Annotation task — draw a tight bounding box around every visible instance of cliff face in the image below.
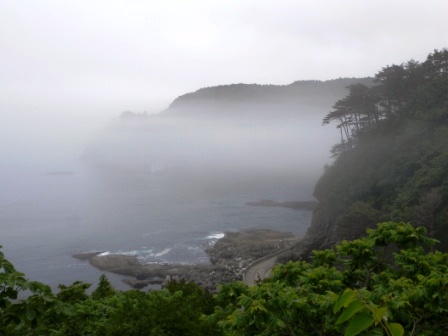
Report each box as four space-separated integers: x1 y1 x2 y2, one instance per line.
305 199 336 249
302 49 448 253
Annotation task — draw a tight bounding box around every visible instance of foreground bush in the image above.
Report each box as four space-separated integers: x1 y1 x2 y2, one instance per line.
1 222 447 335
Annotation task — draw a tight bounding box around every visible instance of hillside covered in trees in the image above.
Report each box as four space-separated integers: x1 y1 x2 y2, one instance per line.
165 78 373 118
305 49 448 252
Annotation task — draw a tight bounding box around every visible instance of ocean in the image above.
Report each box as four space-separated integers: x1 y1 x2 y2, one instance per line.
0 163 314 291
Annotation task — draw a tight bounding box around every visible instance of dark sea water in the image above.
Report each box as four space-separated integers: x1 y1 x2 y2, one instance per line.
0 163 314 290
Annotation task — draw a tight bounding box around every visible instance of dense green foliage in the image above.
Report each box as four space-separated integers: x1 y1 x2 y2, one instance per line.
313 49 448 249
2 222 448 335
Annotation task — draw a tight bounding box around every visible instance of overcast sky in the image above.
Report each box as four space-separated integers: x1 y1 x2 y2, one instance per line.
1 0 448 167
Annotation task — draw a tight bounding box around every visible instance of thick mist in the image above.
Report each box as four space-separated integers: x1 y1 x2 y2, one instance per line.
83 109 338 197
0 77 347 290
1 104 334 289
0 108 107 173
2 0 448 294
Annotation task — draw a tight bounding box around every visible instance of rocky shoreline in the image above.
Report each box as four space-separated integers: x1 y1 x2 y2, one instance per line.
73 229 299 291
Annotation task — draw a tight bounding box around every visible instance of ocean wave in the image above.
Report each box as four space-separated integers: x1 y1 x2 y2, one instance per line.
93 244 204 263
187 246 202 252
98 249 154 257
152 248 171 257
206 232 225 240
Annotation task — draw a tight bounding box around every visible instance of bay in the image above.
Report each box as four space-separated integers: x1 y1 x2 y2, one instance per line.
0 163 313 290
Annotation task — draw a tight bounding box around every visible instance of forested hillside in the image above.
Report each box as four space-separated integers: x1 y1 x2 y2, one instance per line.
166 78 373 118
306 49 448 251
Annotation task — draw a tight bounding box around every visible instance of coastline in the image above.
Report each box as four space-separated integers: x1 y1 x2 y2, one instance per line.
73 229 299 291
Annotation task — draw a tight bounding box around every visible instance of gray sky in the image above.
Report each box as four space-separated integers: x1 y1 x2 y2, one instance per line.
1 0 448 167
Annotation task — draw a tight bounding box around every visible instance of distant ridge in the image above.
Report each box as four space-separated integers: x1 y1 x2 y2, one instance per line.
85 77 374 175
166 78 374 117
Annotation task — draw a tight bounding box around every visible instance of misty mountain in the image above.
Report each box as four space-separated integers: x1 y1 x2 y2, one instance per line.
165 78 373 118
83 78 372 195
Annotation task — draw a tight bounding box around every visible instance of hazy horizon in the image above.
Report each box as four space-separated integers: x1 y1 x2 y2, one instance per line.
2 1 448 171
1 1 448 292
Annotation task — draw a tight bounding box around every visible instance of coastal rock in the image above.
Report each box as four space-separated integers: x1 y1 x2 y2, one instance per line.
90 254 141 270
122 279 150 289
73 229 299 291
74 253 142 276
206 229 296 266
72 251 104 261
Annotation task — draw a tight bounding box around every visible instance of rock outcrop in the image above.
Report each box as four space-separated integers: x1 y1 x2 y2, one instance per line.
73 229 299 291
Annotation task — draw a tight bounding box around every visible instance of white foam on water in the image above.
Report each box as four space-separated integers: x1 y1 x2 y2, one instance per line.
119 250 139 256
152 248 172 257
206 232 225 240
98 249 154 257
187 246 201 252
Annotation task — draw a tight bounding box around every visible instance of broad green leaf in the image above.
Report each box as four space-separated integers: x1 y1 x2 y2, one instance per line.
388 323 404 336
336 300 364 324
345 312 374 336
333 289 356 313
276 319 286 328
372 307 387 324
364 327 384 336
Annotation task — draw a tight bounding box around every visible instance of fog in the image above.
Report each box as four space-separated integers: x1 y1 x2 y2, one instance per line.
1 97 336 289
82 108 337 189
1 86 340 217
2 0 448 288
2 0 447 177
0 105 102 172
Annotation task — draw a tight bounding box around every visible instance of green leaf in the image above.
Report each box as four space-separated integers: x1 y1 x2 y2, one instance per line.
345 312 374 336
372 307 387 324
336 300 364 324
276 319 285 328
364 327 384 336
334 289 356 313
387 323 404 336
26 308 36 321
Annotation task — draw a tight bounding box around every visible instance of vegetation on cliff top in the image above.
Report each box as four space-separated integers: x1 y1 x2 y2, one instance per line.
308 49 448 250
